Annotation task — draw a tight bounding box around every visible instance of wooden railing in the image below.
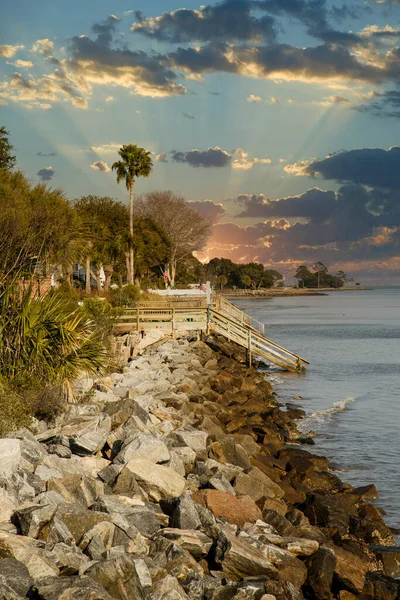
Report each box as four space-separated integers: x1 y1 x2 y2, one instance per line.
115 296 308 372
210 309 308 373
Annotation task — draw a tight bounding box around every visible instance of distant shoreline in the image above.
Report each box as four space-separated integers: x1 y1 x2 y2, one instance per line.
222 286 371 298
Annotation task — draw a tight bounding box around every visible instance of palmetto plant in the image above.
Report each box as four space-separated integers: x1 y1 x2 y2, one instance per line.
0 287 108 388
112 144 153 284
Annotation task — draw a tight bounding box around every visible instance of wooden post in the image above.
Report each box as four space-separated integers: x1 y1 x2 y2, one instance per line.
172 307 175 339
248 330 252 367
136 309 140 332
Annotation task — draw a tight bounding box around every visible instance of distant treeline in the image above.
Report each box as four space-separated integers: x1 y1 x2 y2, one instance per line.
295 262 353 289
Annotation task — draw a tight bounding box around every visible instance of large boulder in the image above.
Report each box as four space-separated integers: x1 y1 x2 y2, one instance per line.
115 432 170 464
219 530 278 580
32 575 114 600
192 489 262 527
113 459 186 501
234 467 284 501
304 547 336 600
85 555 151 600
0 439 21 478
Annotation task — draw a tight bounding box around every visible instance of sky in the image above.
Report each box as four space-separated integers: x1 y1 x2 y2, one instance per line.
1 0 400 284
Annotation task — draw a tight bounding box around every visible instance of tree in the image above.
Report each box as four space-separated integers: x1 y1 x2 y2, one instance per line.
336 270 354 285
217 274 228 290
0 127 16 171
112 144 153 284
137 191 211 288
313 261 328 289
295 265 313 288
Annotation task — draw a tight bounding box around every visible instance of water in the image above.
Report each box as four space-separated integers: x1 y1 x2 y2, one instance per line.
233 288 400 531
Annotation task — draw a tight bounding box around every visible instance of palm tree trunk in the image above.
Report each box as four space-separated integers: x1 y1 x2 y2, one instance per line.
85 256 91 294
125 253 131 283
96 267 102 292
129 180 135 285
104 265 113 292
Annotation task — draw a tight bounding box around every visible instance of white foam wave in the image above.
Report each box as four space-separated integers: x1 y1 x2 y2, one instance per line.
298 397 355 431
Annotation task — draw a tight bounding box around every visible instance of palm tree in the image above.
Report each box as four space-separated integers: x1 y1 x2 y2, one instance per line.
112 144 153 284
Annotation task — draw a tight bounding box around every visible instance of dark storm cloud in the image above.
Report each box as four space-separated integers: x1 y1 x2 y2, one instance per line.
356 90 400 119
188 200 226 223
131 0 277 44
170 147 232 168
67 16 186 97
254 0 361 45
302 147 400 189
212 183 400 266
37 167 55 181
238 188 336 220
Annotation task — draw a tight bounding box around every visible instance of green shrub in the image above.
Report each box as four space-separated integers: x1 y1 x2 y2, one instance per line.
0 381 33 436
109 284 141 307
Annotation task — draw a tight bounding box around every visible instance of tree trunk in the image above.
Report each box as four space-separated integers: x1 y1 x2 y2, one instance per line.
125 253 131 283
96 267 102 292
317 271 320 289
129 180 135 285
104 265 113 292
171 260 176 289
85 256 91 294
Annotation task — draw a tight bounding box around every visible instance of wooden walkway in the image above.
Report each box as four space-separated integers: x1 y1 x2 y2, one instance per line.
115 296 308 372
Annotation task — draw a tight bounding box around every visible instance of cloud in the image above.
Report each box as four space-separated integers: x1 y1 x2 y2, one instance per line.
286 147 400 189
247 94 262 102
90 160 111 172
356 89 400 118
201 181 400 279
37 166 55 181
188 200 226 223
90 142 122 154
169 146 271 169
315 94 351 106
66 15 186 99
31 39 54 55
0 71 88 110
37 151 57 157
105 95 114 102
156 152 168 163
9 60 33 68
171 147 232 168
182 112 195 119
0 44 24 58
130 0 277 44
270 96 279 103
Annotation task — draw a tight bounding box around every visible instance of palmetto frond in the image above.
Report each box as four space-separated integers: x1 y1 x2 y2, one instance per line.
112 144 153 189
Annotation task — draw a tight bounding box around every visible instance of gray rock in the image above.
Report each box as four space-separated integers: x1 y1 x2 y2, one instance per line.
33 575 114 600
12 503 57 538
114 459 186 502
171 493 202 530
171 447 197 474
158 528 213 559
219 530 278 580
0 558 33 597
116 432 171 464
168 429 208 461
48 444 72 458
234 467 284 501
0 439 21 478
209 474 236 495
152 574 189 599
85 554 149 599
67 415 112 456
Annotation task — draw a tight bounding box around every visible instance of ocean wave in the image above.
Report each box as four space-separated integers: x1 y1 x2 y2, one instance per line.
298 397 355 431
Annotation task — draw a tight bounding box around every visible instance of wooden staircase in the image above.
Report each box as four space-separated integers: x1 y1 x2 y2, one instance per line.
115 296 308 372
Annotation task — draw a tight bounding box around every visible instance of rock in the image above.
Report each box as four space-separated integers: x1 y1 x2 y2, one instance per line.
362 572 400 600
328 543 369 594
158 528 213 558
168 429 209 460
304 547 336 600
0 531 59 580
12 503 57 538
0 558 34 597
264 580 303 600
114 459 186 502
0 488 17 523
32 575 114 600
234 467 284 501
116 432 171 464
261 543 308 588
208 437 252 469
47 503 111 545
192 490 262 527
152 574 189 599
48 444 72 458
171 493 202 530
67 415 112 456
260 533 319 556
219 529 278 580
85 554 150 599
48 542 88 575
261 509 296 537
209 474 236 495
0 439 21 478
48 473 104 507
262 497 287 517
171 446 197 474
